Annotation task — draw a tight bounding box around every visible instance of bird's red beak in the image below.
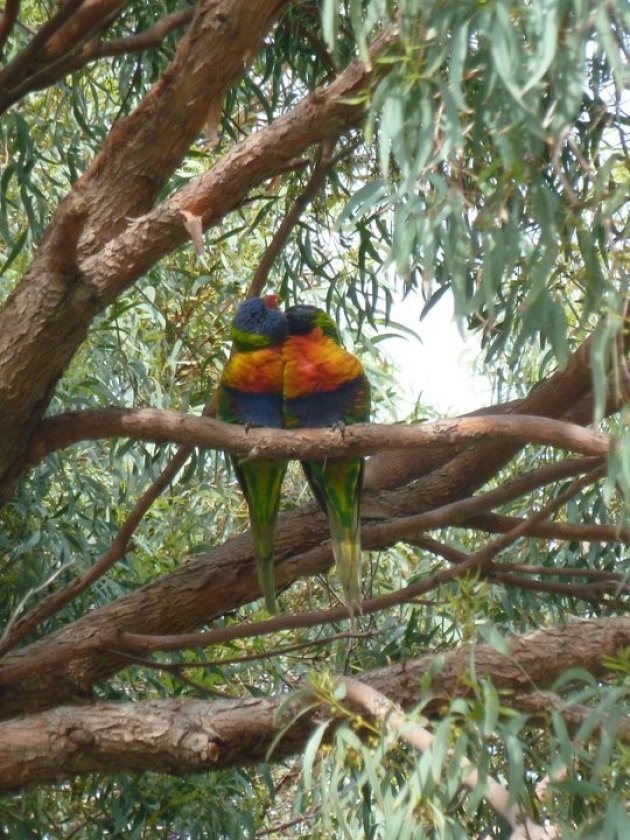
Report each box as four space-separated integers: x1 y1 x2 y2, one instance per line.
264 293 279 309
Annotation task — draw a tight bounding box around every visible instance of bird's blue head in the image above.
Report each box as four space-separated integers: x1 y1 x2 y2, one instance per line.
285 304 340 343
231 295 288 350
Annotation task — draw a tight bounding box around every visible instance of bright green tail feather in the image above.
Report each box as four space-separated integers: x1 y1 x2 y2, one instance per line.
302 458 363 612
235 457 287 615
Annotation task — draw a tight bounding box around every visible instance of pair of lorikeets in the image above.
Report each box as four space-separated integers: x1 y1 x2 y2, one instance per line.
218 296 371 615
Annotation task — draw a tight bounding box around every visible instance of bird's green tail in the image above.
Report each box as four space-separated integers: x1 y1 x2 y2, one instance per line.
330 525 363 615
249 525 279 615
303 458 364 614
237 458 287 615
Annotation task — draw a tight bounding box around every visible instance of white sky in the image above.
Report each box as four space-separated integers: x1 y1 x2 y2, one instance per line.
384 288 493 416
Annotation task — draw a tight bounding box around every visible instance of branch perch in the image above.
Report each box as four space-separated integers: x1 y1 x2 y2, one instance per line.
24 408 611 470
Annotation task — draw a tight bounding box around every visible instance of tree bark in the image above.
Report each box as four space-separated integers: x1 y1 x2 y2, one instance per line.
0 616 627 791
0 0 291 496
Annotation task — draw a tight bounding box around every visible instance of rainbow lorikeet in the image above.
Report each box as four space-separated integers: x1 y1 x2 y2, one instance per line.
217 295 288 614
283 305 371 612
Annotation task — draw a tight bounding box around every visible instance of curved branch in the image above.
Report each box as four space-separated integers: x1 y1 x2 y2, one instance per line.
24 408 611 469
248 137 339 297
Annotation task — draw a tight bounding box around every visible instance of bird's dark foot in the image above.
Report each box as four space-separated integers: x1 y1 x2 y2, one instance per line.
331 420 346 439
244 420 263 432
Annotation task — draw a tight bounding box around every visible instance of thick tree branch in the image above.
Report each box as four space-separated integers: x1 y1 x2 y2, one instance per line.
23 409 611 468
364 327 628 495
77 26 398 300
0 616 626 791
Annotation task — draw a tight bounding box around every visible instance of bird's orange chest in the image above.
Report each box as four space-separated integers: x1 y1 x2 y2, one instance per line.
283 331 362 399
222 346 284 393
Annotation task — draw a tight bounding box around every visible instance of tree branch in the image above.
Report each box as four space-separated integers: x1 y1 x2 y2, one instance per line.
23 409 611 469
0 0 87 98
472 467 607 567
0 616 626 791
467 512 630 544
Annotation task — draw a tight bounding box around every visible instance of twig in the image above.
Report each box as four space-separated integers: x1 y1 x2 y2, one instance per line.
0 446 190 657
339 677 557 839
514 690 630 744
399 533 628 606
71 8 193 64
248 137 338 297
255 807 318 837
493 561 626 583
471 467 606 567
110 467 613 657
364 460 606 552
490 572 627 606
105 630 375 671
115 554 483 654
469 512 630 544
0 560 74 645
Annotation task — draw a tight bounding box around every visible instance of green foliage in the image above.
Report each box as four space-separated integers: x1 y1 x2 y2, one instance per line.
0 768 266 839
334 0 628 371
0 1 627 837
297 653 629 839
